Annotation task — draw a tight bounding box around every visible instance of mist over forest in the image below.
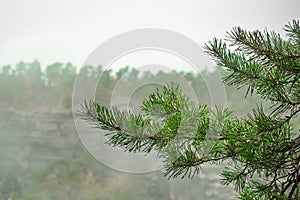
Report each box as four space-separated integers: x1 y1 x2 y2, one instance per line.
0 60 266 200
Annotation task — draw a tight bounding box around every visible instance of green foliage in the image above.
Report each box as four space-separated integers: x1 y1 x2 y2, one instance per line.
0 64 245 199
80 20 300 199
0 64 255 199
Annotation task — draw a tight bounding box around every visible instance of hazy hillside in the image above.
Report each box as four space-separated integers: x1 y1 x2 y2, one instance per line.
0 61 268 200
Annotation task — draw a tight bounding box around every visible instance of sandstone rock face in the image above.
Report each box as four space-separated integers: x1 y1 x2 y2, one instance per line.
0 107 78 168
0 107 234 200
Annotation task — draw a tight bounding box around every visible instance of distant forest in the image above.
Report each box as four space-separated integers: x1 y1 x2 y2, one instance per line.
0 60 261 115
0 60 265 200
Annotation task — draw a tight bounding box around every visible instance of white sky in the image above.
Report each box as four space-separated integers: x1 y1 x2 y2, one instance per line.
0 0 299 70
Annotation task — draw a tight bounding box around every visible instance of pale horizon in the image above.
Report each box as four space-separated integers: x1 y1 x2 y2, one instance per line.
1 0 299 71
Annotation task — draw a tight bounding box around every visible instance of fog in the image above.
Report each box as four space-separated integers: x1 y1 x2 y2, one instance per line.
0 0 299 199
0 63 246 199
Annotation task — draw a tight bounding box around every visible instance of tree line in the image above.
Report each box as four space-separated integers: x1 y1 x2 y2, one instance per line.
0 60 258 114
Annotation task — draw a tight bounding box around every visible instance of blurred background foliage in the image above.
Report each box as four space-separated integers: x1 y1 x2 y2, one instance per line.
0 60 271 200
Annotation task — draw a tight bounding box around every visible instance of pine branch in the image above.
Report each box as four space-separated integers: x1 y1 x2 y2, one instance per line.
78 100 158 153
204 23 300 117
79 20 300 199
226 27 300 63
284 20 300 46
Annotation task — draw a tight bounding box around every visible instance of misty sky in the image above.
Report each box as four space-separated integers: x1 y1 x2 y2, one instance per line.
0 0 299 70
